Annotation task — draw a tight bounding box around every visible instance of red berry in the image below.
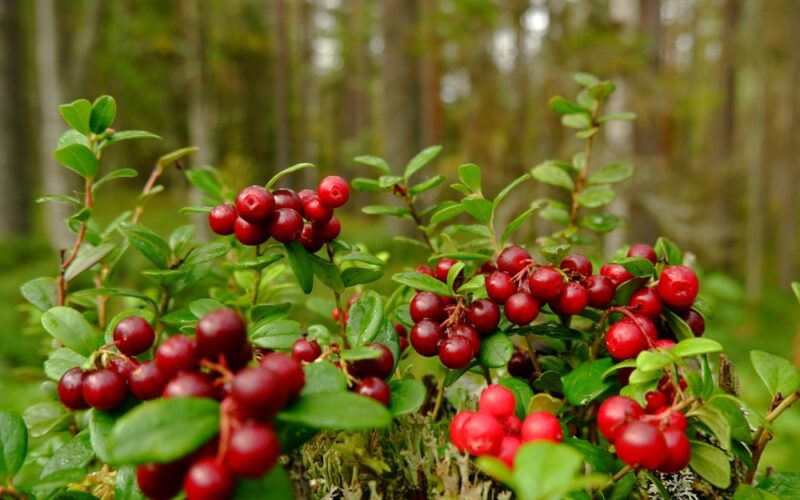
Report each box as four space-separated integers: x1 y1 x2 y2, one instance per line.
183 458 235 500
627 243 657 264
300 224 324 252
498 435 521 467
415 264 435 277
82 369 127 410
353 343 395 379
450 324 480 356
155 336 198 376
521 411 563 443
398 336 409 352
461 412 504 455
528 266 565 302
645 390 670 413
236 185 274 223
597 396 644 441
600 263 634 287
449 411 475 451
394 323 408 337
656 266 699 310
233 217 270 246
507 351 534 379
626 315 658 343
479 384 516 418
466 299 501 334
605 321 647 360
585 275 615 308
297 189 316 202
137 462 186 500
560 254 592 276
317 175 350 208
268 208 304 243
485 271 516 304
128 362 168 400
438 336 474 369
504 292 539 325
629 288 663 318
208 204 237 236
196 309 247 360
497 246 531 276
410 319 443 357
682 310 705 337
107 356 138 380
654 339 676 349
409 292 446 323
550 282 589 315
356 376 390 405
302 195 334 223
657 428 691 472
435 258 459 282
260 352 305 399
114 316 155 356
224 423 281 478
291 338 322 363
664 411 688 432
271 188 303 213
58 367 88 410
163 372 216 399
232 367 288 420
614 421 667 470
311 216 341 241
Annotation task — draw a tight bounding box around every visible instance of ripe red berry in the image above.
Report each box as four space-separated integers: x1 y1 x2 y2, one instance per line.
449 411 476 451
657 428 691 472
498 435 521 467
233 217 270 246
645 390 670 413
137 462 186 500
654 339 676 349
409 292 446 323
107 356 138 380
461 412 504 456
114 316 155 356
605 321 648 360
560 254 592 276
271 188 303 213
625 315 658 343
521 411 563 443
682 310 705 337
438 336 474 369
208 204 237 236
394 323 408 338
235 185 275 223
507 351 534 379
656 266 699 310
291 338 322 363
497 246 531 276
311 216 341 241
231 367 288 420
297 189 316 202
629 288 663 318
196 309 247 360
435 258 459 282
415 264 435 277
504 292 540 325
466 299 501 334
224 423 281 478
183 458 235 500
58 367 88 410
299 224 324 252
504 414 522 436
663 411 688 432
450 324 480 356
82 369 127 410
353 343 395 379
584 275 615 308
317 175 350 208
268 208 304 243
614 421 667 469
356 376 391 406
627 243 657 264
155 336 198 376
599 263 634 287
550 282 589 316
128 362 168 400
260 352 305 399
478 384 516 419
302 195 333 223
485 271 515 304
410 319 443 357
597 396 644 442
163 372 216 399
528 266 565 302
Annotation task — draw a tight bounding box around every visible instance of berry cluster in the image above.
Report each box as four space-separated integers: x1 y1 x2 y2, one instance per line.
207 176 350 250
449 385 562 467
597 395 691 473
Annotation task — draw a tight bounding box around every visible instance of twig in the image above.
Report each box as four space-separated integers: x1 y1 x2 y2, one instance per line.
57 177 94 305
746 391 800 483
431 377 446 421
398 186 436 253
568 102 600 227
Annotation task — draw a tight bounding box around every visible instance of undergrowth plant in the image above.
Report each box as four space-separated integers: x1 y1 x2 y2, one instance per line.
0 74 798 500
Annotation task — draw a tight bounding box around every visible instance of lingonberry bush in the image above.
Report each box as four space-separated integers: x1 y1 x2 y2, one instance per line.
2 74 799 499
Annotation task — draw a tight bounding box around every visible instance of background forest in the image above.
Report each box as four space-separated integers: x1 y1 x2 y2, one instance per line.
0 0 799 471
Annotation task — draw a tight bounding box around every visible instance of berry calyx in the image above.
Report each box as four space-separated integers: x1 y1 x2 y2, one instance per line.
656 265 699 310
466 299 501 334
614 421 667 469
478 384 516 419
113 316 155 356
291 338 322 363
82 369 127 410
195 309 248 360
208 204 237 236
410 320 443 357
627 243 657 264
183 458 236 500
497 246 531 275
235 185 274 223
231 367 288 420
58 367 88 410
503 292 539 325
560 254 592 277
485 271 516 304
438 336 473 369
224 423 281 478
409 292 446 323
155 336 198 376
128 361 168 400
521 411 563 443
550 282 589 316
317 175 350 208
355 376 391 406
597 396 644 441
461 412 504 456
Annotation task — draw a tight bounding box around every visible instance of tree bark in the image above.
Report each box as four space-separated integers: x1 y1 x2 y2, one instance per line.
272 0 291 171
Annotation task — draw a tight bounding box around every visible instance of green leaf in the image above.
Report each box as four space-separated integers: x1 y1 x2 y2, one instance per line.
502 206 537 244
475 456 514 484
354 154 390 174
461 196 493 224
341 266 384 287
183 242 231 266
301 362 348 395
409 175 445 195
115 465 146 500
548 96 588 115
693 406 731 450
588 162 633 185
93 168 138 193
431 202 465 224
388 379 426 416
608 469 636 500
499 376 533 418
59 99 92 134
89 95 116 133
185 166 224 202
531 162 575 191
577 185 615 208
236 253 283 271
309 254 344 292
64 243 116 282
576 127 598 139
20 277 58 311
235 464 295 499
751 350 800 397
404 145 442 179
478 332 513 368
277 392 392 430
562 113 592 129
265 162 315 189
53 143 99 179
689 441 731 489
378 175 404 188
512 442 590 500
539 200 570 226
458 163 482 192
351 177 383 192
564 438 615 474
573 72 600 87
581 213 622 233
635 350 672 372
561 358 614 405
0 411 28 479
101 130 162 149
588 81 616 101
285 241 313 294
44 348 87 381
526 393 564 415
612 257 654 277
654 237 682 265
494 173 531 208
88 409 118 464
392 272 452 297
733 485 781 500
120 223 171 269
663 308 695 341
346 291 383 347
672 338 723 357
791 282 799 305
361 205 410 217
756 472 800 497
23 402 71 438
250 320 302 350
41 307 101 356
110 398 220 464
158 146 199 168
41 430 94 479
250 303 291 323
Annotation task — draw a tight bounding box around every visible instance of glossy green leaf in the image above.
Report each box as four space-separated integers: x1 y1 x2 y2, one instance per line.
548 96 587 115
64 243 116 282
354 154 390 174
277 392 392 430
235 464 295 499
612 257 654 277
101 130 162 149
20 277 58 311
561 358 614 405
458 163 482 192
361 205 410 217
0 411 28 478
41 430 94 479
58 99 92 134
663 308 695 341
672 338 723 357
501 206 537 244
751 350 800 397
285 241 313 294
562 113 592 129
309 254 344 292
577 185 615 208
531 162 575 191
301 362 347 395
404 145 442 179
588 162 633 185
388 379 426 416
409 175 445 195
478 332 513 368
120 223 171 269
41 307 101 356
461 196 493 224
654 236 682 265
431 202 465 224
53 143 99 179
689 441 731 489
44 348 87 381
89 95 116 133
499 376 533 418
250 319 302 350
346 291 383 347
392 271 452 296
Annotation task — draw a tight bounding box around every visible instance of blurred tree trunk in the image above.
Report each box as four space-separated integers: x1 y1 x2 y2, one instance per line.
68 0 101 91
272 0 290 170
35 0 72 247
0 0 31 237
295 0 316 184
418 0 442 148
